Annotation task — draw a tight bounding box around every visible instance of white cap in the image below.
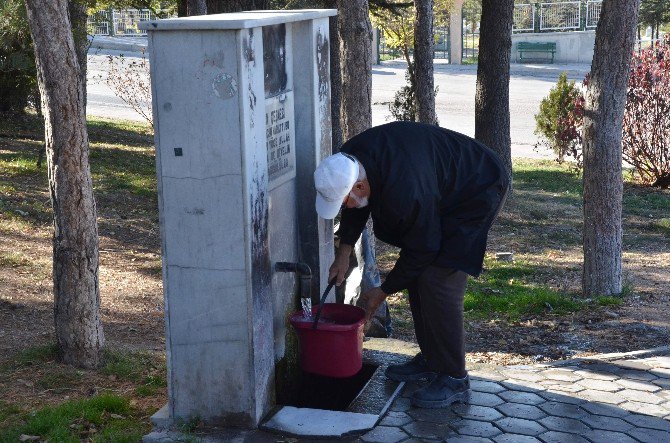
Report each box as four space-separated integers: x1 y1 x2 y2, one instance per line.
314 153 359 219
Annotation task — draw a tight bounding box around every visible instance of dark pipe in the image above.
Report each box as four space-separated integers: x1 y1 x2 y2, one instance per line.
275 262 311 276
275 262 312 302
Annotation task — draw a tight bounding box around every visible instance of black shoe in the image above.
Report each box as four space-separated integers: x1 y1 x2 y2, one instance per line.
384 353 436 382
411 373 470 408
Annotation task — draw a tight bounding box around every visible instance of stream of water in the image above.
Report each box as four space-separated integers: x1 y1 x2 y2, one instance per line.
301 297 312 320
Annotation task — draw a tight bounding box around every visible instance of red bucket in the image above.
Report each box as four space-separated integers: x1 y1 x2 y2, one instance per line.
289 303 366 378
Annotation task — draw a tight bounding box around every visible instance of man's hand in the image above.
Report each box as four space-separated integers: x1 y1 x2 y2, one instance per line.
356 287 388 323
329 243 353 286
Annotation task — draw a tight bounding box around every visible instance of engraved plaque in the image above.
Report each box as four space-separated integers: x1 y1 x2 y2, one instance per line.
265 92 296 189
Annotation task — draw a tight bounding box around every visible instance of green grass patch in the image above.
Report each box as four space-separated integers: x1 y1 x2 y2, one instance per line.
379 53 402 62
0 114 151 148
596 296 623 307
87 120 156 199
513 160 583 196
0 401 23 428
652 218 670 237
624 190 670 217
9 344 58 370
36 369 81 392
0 394 145 443
90 152 156 198
464 260 583 319
0 252 31 268
87 118 153 148
135 374 166 397
102 350 160 382
0 115 156 200
0 183 15 193
0 147 43 178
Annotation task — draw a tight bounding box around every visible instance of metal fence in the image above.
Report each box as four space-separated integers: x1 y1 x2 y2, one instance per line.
513 1 602 33
513 4 535 32
378 26 451 62
585 1 601 28
87 9 170 36
434 26 451 60
540 2 580 30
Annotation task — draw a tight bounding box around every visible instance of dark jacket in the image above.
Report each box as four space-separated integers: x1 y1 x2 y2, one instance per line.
337 122 508 295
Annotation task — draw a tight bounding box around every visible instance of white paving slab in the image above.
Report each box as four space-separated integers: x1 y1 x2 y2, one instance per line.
262 406 378 437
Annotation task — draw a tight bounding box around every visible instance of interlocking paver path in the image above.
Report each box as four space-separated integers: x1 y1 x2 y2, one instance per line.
357 350 670 443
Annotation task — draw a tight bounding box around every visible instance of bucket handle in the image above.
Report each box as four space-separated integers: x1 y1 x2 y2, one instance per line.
312 278 336 330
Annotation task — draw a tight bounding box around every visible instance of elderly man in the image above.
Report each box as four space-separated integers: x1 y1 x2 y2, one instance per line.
314 121 508 408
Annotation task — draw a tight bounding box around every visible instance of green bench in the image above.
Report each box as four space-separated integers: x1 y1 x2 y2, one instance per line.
517 42 557 63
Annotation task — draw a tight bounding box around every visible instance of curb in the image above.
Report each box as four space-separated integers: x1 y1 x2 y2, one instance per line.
538 345 670 368
90 41 147 52
88 37 147 53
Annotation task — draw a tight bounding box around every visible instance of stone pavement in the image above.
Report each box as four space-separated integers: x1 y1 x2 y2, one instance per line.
358 348 670 443
146 347 670 442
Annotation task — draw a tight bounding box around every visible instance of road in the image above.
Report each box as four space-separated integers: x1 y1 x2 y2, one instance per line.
87 49 150 122
87 48 590 158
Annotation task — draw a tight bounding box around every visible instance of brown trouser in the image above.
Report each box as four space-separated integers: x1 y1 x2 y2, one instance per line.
407 266 468 378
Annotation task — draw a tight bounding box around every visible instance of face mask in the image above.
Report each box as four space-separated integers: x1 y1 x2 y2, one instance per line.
349 191 369 208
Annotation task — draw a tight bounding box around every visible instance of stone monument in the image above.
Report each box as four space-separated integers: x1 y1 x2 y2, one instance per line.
140 9 337 428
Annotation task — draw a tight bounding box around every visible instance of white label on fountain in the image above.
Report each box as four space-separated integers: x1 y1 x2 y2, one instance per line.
266 92 296 189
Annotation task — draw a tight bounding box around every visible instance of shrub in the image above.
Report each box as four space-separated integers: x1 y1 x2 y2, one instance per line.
536 36 670 188
102 53 154 127
388 69 439 123
622 35 670 188
389 69 416 122
0 0 38 115
534 72 583 166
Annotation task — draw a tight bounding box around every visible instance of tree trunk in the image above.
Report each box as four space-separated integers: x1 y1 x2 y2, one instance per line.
188 0 207 15
474 0 514 185
414 0 437 124
582 0 640 297
337 0 373 139
68 1 87 114
206 0 268 13
329 12 343 151
25 0 104 368
336 0 387 335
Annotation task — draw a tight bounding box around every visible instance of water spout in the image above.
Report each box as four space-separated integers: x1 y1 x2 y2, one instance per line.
274 261 313 314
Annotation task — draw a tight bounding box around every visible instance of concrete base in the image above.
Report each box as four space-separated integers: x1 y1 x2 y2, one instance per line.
145 339 414 440
150 404 170 429
260 341 410 437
